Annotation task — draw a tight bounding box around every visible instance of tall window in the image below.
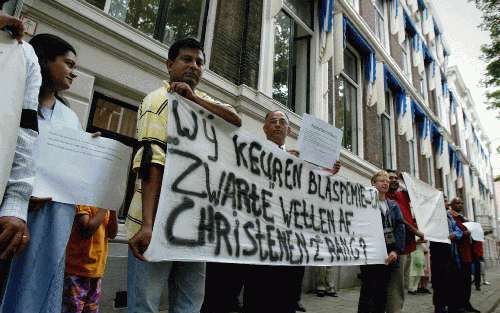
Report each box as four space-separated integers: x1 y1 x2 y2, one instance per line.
426 157 434 186
85 0 207 46
408 123 418 177
382 92 393 169
273 6 312 115
87 93 138 218
338 47 360 155
374 0 387 47
402 33 412 82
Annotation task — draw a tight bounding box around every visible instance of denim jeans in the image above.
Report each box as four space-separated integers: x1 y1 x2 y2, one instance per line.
127 249 206 313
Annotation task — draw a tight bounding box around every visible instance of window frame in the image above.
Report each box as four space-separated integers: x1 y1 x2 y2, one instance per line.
402 32 413 82
382 91 395 170
373 0 388 49
271 7 313 114
86 92 139 220
89 0 210 47
408 123 419 178
339 45 363 156
426 155 435 187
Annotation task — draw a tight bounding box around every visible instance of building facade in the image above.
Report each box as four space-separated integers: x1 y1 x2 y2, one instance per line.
8 0 498 310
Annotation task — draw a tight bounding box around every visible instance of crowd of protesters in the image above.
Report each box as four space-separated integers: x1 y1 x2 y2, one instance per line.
0 1 493 313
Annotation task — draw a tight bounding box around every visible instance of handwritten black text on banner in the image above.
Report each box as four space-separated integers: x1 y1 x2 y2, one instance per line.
144 94 387 266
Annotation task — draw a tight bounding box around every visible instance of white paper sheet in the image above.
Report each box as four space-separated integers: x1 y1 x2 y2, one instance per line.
402 172 450 244
463 222 485 242
297 113 343 169
0 32 26 200
32 126 132 210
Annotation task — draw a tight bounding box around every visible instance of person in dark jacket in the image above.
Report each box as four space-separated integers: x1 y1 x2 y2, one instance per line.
357 170 406 313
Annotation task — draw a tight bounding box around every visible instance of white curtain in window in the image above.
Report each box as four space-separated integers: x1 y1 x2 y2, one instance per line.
437 139 450 175
427 17 435 43
413 37 425 77
428 63 436 91
371 62 385 113
368 60 381 112
422 9 431 35
390 0 405 44
420 119 432 158
320 0 334 63
398 95 414 141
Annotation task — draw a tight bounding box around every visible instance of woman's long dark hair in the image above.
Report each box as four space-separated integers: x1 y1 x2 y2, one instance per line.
29 34 77 107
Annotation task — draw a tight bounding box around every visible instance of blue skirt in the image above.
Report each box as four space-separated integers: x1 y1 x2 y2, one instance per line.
1 201 75 313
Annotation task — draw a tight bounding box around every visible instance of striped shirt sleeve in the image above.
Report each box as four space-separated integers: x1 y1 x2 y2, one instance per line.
0 43 41 221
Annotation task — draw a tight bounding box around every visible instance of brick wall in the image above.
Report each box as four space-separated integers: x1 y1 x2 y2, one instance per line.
210 0 262 88
360 0 376 33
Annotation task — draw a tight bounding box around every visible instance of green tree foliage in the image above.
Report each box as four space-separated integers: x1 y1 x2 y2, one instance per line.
472 0 500 117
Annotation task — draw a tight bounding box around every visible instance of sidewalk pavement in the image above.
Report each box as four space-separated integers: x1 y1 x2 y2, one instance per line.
152 264 500 313
301 264 500 313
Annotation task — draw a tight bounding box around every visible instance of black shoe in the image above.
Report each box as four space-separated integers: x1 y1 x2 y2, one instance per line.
408 290 417 295
296 302 307 312
316 290 326 297
418 288 432 294
325 291 338 297
465 306 480 313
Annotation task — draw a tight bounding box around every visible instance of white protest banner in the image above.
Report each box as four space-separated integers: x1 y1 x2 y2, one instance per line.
402 172 450 243
463 222 484 242
32 126 132 210
144 94 388 266
298 113 343 169
0 32 26 200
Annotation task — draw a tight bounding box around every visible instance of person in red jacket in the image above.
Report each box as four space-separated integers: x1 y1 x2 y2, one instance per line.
385 170 424 313
472 241 484 291
449 198 480 313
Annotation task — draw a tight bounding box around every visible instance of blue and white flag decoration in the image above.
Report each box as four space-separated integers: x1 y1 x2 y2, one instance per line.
319 0 334 63
398 95 414 141
412 36 425 76
436 139 450 175
420 118 432 158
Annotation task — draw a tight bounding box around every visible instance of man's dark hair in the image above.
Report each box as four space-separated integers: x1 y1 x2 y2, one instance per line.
168 38 205 62
264 110 290 123
385 169 397 174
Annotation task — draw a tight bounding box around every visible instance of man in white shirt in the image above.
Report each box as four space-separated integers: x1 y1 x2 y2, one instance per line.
0 0 41 261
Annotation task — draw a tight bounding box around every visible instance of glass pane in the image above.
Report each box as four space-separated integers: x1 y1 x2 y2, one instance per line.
3 0 17 14
344 49 358 83
108 0 160 36
409 140 415 176
284 0 313 28
162 0 205 45
92 97 137 139
273 11 292 107
375 14 385 46
340 77 358 154
374 0 384 12
385 92 391 114
85 0 106 10
382 116 392 168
